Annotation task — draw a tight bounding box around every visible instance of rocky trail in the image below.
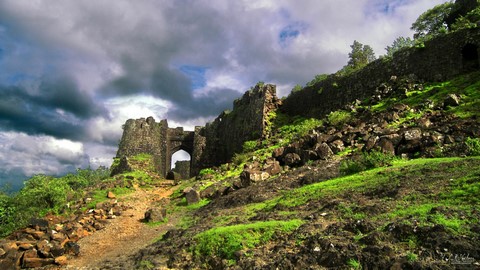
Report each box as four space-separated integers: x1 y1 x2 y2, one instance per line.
59 185 174 269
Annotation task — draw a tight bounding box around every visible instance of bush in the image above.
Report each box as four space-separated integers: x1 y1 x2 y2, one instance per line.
242 140 258 153
327 110 352 126
465 137 480 156
232 153 249 166
340 151 395 175
198 168 215 177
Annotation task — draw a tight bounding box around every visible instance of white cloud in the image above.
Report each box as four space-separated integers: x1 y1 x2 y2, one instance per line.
0 132 89 178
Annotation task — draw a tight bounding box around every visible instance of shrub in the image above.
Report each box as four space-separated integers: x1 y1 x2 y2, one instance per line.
232 153 249 166
198 168 215 177
340 151 395 175
242 140 258 153
327 110 352 126
465 137 480 156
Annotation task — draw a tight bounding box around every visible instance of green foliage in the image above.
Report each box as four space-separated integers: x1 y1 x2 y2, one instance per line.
139 260 155 270
465 137 480 156
411 1 454 39
451 6 480 31
192 220 303 261
347 258 362 269
273 115 323 146
131 153 153 162
347 40 376 70
242 140 258 153
0 167 114 237
385 36 415 57
327 110 352 126
306 74 328 87
232 153 249 166
340 151 396 175
198 168 215 177
406 252 418 262
291 84 303 94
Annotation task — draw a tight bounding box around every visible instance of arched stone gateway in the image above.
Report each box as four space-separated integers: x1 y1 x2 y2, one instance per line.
115 117 196 178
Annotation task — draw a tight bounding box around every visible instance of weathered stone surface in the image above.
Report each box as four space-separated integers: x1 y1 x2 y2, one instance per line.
272 147 285 159
172 160 190 179
284 153 302 167
330 139 345 154
315 143 334 160
54 255 68 265
22 257 55 268
263 159 282 175
107 191 116 199
144 208 167 222
403 129 422 141
375 138 396 155
64 241 80 256
444 93 461 107
184 188 201 205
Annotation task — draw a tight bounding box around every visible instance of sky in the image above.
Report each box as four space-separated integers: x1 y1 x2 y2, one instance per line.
0 0 447 190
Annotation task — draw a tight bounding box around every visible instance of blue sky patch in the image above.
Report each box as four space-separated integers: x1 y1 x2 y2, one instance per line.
179 65 207 90
279 22 307 47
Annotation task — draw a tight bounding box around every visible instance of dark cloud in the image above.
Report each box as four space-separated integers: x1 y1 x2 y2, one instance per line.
0 75 106 140
166 88 240 121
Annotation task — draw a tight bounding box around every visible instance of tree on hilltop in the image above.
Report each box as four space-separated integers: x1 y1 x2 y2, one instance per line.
347 40 376 70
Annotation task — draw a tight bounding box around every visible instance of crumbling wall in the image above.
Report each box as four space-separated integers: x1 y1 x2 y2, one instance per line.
282 28 480 118
192 84 281 170
115 116 168 174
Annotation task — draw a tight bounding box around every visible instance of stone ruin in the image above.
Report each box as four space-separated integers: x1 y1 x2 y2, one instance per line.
114 83 281 178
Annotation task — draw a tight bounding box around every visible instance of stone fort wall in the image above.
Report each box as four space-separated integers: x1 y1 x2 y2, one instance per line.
282 28 480 118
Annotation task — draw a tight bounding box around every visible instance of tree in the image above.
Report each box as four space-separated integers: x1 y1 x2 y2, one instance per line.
306 74 328 87
411 0 480 40
385 36 415 57
347 40 376 70
411 1 454 39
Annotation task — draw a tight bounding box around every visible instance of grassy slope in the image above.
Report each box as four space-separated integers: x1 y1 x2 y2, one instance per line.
144 71 480 269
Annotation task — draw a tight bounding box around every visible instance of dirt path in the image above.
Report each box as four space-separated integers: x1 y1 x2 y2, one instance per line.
63 186 174 269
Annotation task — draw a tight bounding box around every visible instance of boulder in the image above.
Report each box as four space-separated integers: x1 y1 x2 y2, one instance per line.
315 143 334 160
284 153 302 167
240 170 270 187
107 191 116 199
22 258 55 268
54 255 68 266
329 140 345 154
375 138 395 155
184 188 201 205
263 159 282 175
272 147 285 159
444 94 460 108
144 208 167 223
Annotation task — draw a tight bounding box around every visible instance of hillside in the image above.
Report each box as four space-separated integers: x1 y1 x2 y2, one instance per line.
1 57 480 270
87 70 479 270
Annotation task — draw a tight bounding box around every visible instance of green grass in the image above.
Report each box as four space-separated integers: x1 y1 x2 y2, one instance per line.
242 157 479 235
192 219 304 261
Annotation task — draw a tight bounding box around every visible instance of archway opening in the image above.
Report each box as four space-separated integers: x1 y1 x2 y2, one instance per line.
462 43 479 71
169 150 191 179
